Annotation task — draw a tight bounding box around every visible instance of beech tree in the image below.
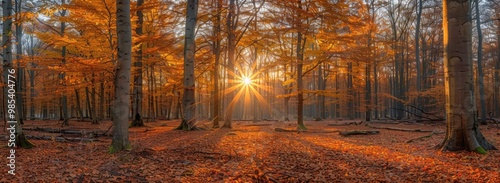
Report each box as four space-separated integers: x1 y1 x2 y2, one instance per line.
130 0 144 127
4 0 34 148
438 0 496 153
177 0 199 130
110 0 132 152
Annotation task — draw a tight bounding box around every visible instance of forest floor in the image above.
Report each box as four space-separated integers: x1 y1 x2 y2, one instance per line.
1 119 500 182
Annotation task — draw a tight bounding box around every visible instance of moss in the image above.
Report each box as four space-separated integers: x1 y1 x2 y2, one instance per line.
16 133 35 149
175 120 189 130
297 124 308 131
474 147 487 154
108 146 118 154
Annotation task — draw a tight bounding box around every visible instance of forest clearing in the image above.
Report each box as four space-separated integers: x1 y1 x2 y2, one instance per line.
2 119 499 182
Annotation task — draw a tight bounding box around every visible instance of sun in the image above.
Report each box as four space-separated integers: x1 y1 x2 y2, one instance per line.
242 76 252 86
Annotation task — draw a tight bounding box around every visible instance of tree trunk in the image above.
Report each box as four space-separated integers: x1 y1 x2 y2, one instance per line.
223 0 236 129
347 61 353 119
110 0 132 152
211 0 222 127
495 32 500 117
177 0 199 130
4 0 34 148
474 0 486 125
59 0 69 125
99 81 105 119
415 0 422 117
296 1 306 131
74 89 83 121
91 74 98 124
438 0 496 153
131 0 144 127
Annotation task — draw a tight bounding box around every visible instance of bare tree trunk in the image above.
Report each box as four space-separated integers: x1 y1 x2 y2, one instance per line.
347 61 353 119
131 0 144 126
177 0 199 130
474 0 486 125
495 32 500 117
4 0 34 148
438 0 496 153
415 0 422 117
91 73 98 124
296 0 306 131
110 0 132 152
57 0 69 126
99 81 104 119
211 0 222 128
29 36 35 120
223 0 236 129
74 89 83 121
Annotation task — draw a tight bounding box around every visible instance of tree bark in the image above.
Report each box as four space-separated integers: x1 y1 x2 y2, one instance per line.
439 0 496 153
4 0 34 148
178 0 199 130
415 0 422 117
474 0 486 125
74 89 83 121
131 0 144 127
211 0 221 128
223 0 236 129
59 0 69 126
110 0 132 152
296 0 306 131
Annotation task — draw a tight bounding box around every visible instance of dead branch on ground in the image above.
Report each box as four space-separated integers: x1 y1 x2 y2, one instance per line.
339 130 379 136
366 124 433 132
327 121 363 126
406 131 444 143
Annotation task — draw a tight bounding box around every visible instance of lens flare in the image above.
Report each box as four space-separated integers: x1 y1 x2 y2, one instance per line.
242 77 252 86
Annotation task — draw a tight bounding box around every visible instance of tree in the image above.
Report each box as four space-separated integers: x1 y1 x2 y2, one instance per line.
223 0 236 128
4 0 35 148
438 0 496 153
212 0 222 128
474 0 486 125
110 0 132 152
177 0 199 130
59 0 69 126
130 0 144 127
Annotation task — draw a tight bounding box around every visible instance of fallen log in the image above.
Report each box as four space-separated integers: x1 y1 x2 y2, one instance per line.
26 135 99 142
308 130 341 133
274 128 297 132
366 124 433 132
339 130 379 137
327 121 363 126
406 131 444 143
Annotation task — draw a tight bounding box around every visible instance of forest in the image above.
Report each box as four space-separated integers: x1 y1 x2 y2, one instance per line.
1 0 500 182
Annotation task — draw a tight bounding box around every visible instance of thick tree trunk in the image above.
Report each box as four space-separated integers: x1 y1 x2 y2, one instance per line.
131 0 144 127
177 0 198 130
110 0 132 152
439 0 496 153
4 0 34 148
